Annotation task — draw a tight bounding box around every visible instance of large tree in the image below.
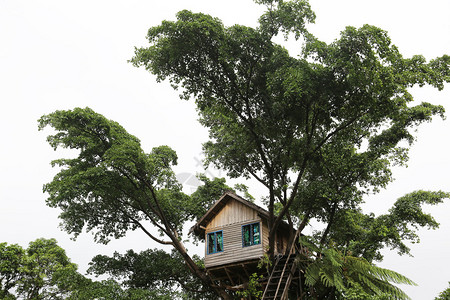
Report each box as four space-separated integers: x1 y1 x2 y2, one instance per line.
131 0 450 262
39 107 232 298
0 238 176 300
39 0 450 298
1 239 84 299
87 248 218 299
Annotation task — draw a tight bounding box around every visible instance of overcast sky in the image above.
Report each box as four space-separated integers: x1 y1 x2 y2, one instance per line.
1 1 449 299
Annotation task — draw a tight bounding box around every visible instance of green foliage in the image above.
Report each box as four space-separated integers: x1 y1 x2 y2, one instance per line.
39 107 233 298
130 4 450 300
300 237 416 299
38 107 189 243
0 242 25 299
234 183 255 202
188 175 233 223
133 7 448 180
39 0 450 299
236 273 263 299
1 239 80 299
435 282 450 300
344 285 397 300
257 252 273 275
0 239 176 300
68 279 174 300
325 191 450 262
256 0 316 39
87 248 217 299
16 238 78 299
131 2 450 240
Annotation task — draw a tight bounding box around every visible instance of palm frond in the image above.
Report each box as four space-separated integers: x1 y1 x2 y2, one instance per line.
301 239 415 300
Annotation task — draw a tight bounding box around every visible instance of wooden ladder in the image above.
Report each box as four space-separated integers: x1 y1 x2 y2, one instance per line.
261 230 300 300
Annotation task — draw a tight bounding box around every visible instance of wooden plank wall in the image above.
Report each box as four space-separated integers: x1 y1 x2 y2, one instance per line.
262 219 269 251
205 200 264 268
262 219 288 255
206 199 259 229
205 220 264 268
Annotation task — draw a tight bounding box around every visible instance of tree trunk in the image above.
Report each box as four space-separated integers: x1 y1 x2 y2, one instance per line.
170 232 233 299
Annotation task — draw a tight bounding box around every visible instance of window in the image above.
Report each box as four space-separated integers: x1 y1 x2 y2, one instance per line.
207 231 223 254
242 222 260 247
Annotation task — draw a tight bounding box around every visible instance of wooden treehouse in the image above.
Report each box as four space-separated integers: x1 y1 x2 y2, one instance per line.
191 191 305 299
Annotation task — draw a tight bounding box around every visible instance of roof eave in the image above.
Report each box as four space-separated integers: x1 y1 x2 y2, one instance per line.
189 191 276 237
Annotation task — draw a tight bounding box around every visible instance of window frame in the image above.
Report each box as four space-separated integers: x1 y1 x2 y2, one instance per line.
242 222 261 248
206 230 224 255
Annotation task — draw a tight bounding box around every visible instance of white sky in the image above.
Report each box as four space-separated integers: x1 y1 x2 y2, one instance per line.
1 0 449 299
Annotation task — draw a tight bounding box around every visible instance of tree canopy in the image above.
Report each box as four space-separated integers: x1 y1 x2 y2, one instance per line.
39 0 450 298
0 238 185 300
1 239 80 299
38 107 233 298
0 238 79 299
131 0 450 257
435 282 450 300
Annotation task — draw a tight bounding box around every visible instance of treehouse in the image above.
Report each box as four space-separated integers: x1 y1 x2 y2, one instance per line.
190 191 290 285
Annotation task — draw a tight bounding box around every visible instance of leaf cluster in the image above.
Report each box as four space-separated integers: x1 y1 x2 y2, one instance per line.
39 107 193 243
324 191 449 262
1 239 81 299
39 0 450 299
299 237 416 300
131 2 450 228
435 282 450 300
87 249 217 300
0 239 175 300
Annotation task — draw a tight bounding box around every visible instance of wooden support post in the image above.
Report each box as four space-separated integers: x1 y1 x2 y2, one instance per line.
241 263 250 278
224 267 235 286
